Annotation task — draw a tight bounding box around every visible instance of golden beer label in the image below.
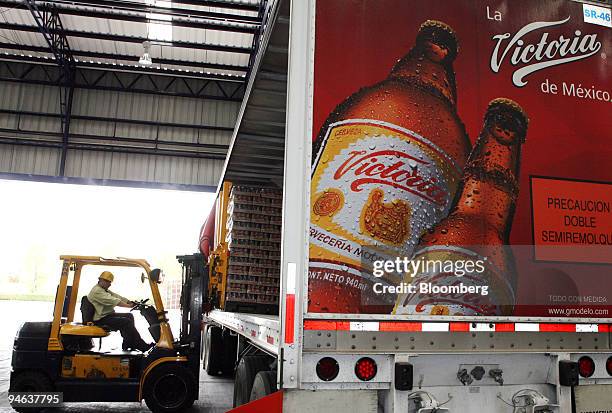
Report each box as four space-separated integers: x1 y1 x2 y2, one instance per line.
310 119 462 271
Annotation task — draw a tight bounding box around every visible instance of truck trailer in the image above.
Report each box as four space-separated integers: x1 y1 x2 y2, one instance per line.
193 0 612 412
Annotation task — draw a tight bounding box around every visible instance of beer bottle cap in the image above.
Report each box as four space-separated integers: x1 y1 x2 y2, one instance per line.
487 98 529 142
418 20 458 61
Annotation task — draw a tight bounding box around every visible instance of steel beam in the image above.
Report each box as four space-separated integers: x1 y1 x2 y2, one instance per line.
169 0 260 12
24 0 75 176
0 109 235 132
0 0 259 33
0 133 228 160
0 60 245 101
47 0 261 23
0 52 245 82
0 22 253 54
0 42 249 73
246 0 267 77
0 127 230 151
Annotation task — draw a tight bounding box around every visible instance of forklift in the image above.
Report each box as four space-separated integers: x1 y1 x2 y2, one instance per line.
9 255 205 413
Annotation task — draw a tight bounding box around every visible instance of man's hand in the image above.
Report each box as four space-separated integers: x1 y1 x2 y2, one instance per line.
118 301 133 308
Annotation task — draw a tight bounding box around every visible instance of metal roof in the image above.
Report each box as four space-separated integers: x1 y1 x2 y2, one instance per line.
0 0 268 184
0 0 264 87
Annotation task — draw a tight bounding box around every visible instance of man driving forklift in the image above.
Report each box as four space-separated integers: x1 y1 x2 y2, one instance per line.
9 255 203 413
88 270 152 352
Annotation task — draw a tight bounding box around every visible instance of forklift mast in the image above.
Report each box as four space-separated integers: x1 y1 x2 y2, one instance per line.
177 253 208 378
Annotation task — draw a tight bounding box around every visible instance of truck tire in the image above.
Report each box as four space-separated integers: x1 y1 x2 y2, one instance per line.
9 371 53 413
203 325 223 376
143 363 196 413
232 355 270 407
221 330 238 376
249 370 277 402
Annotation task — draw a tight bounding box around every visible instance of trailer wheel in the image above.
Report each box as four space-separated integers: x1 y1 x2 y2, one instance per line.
221 330 238 376
143 363 196 413
249 370 277 402
203 325 223 376
232 355 270 407
9 371 53 413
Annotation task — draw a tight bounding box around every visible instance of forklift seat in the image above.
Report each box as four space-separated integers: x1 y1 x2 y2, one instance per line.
57 296 110 339
60 323 109 338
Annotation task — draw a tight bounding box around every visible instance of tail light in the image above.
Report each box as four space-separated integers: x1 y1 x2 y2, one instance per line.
578 356 595 378
316 357 339 381
606 357 612 376
355 357 377 381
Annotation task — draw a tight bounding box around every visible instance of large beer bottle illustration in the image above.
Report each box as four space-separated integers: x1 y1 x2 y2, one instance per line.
309 21 472 313
394 98 529 316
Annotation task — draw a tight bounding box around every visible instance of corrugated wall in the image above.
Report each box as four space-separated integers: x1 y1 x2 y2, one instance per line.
0 81 239 187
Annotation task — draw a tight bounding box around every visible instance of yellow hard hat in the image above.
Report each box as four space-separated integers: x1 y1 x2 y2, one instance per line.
99 271 114 282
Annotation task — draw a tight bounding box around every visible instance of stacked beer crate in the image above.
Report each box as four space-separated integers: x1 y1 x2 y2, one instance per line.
225 185 282 312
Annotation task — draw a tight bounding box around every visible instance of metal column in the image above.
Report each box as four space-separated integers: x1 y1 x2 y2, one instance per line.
25 0 75 176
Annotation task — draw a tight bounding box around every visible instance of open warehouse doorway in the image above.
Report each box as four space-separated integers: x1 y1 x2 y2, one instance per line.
0 177 213 345
0 178 233 412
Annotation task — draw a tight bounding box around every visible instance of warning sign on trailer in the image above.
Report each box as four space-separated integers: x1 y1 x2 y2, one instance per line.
531 176 612 264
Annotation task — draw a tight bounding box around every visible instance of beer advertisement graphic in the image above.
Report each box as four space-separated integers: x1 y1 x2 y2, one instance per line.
308 0 612 317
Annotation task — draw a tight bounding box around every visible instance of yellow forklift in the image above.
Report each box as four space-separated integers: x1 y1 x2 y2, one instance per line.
9 255 205 413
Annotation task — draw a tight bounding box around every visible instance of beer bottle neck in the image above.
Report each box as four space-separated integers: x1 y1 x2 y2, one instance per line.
455 125 523 238
389 43 457 106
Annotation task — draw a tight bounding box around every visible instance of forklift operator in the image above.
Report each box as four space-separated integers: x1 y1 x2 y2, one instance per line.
88 271 152 352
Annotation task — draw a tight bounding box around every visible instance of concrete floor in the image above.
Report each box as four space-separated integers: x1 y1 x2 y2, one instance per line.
0 301 234 412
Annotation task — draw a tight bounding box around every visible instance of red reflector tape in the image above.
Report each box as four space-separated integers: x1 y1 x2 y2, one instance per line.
302 321 607 333
336 322 351 330
284 294 295 344
539 324 576 332
495 323 515 332
304 321 338 330
380 322 422 332
449 322 470 332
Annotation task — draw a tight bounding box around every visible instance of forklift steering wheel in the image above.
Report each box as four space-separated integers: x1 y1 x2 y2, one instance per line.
130 298 149 311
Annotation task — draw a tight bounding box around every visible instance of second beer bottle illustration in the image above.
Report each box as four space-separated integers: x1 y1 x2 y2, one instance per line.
309 20 471 313
394 98 529 316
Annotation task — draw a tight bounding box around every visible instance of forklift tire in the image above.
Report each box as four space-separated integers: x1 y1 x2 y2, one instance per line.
232 355 270 407
203 325 224 376
143 363 197 413
9 371 53 413
249 370 277 402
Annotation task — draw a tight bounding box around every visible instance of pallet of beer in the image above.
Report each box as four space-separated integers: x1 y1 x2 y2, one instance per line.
225 185 282 313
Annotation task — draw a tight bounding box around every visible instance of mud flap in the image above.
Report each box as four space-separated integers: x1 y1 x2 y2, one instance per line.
227 390 283 413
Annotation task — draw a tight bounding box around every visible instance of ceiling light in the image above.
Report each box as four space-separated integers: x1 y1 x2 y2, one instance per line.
139 41 152 66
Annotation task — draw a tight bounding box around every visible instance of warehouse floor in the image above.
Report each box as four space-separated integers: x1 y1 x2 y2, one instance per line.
0 301 234 412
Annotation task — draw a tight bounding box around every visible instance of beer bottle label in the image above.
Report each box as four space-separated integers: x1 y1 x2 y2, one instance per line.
393 245 516 316
309 119 461 312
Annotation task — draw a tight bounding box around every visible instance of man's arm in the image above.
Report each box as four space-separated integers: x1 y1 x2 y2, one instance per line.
91 288 132 308
116 301 133 308
106 290 134 307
